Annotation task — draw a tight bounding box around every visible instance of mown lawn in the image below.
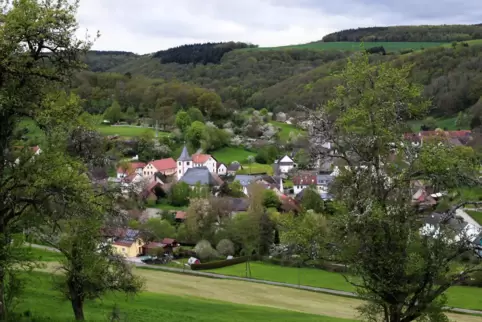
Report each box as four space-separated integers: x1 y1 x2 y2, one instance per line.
212 147 256 164
206 261 482 311
96 125 170 137
245 41 448 52
466 210 482 225
26 246 63 262
270 121 305 141
16 271 352 322
237 163 273 175
408 116 462 132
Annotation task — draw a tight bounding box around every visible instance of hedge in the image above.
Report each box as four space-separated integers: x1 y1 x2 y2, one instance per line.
190 256 251 270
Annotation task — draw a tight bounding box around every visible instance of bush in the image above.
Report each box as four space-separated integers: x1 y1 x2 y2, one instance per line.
191 256 251 270
194 240 220 261
216 239 235 257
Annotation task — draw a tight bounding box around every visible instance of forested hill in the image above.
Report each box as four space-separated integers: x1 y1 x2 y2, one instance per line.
153 42 257 65
82 51 139 72
322 25 482 42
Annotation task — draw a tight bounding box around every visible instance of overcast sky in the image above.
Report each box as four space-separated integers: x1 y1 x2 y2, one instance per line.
75 0 482 54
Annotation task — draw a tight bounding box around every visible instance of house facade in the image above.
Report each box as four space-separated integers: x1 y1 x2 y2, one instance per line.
117 162 146 179
111 229 145 257
177 145 219 179
293 173 333 195
143 158 177 178
274 155 296 173
217 163 227 176
193 153 217 173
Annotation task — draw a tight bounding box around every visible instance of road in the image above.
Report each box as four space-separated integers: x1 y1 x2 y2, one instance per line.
29 243 482 316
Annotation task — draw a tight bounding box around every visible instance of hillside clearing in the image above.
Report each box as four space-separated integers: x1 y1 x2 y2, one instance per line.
244 42 448 52
96 125 170 137
270 121 305 141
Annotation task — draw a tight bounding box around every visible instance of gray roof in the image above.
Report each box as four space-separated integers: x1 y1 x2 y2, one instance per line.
234 175 257 187
179 167 220 186
316 174 334 185
178 145 191 161
227 163 241 171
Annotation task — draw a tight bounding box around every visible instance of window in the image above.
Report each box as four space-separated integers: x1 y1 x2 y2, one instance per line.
187 162 190 166
122 248 126 253
178 162 181 166
179 170 181 174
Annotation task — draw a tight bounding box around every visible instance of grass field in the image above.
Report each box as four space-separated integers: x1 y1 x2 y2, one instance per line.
27 246 63 262
206 261 482 311
246 41 449 52
408 116 462 132
19 271 350 322
237 163 274 175
96 125 170 138
270 121 305 141
466 210 482 225
212 147 256 164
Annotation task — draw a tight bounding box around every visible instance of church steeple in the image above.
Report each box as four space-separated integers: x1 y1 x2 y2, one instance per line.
177 145 192 180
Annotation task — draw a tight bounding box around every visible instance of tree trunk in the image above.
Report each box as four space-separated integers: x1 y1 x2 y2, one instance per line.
70 294 85 321
0 267 6 321
0 224 8 321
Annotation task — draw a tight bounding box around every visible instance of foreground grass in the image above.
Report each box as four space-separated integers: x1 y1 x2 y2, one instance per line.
212 147 255 164
206 261 482 311
245 41 448 52
19 271 350 322
96 125 170 138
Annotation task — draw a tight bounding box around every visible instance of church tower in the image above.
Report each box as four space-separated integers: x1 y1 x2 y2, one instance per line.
177 145 192 180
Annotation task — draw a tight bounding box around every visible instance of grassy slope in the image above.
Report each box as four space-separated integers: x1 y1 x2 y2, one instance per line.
19 271 348 322
96 125 170 138
206 261 482 311
212 147 255 164
270 121 305 141
466 210 482 225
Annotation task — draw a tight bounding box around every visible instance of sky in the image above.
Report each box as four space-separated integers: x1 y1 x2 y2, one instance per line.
75 0 482 54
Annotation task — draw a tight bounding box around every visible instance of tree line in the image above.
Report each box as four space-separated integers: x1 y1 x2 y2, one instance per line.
322 24 482 42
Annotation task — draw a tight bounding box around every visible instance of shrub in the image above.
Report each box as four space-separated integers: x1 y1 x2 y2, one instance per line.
216 239 235 257
190 256 250 270
194 240 220 261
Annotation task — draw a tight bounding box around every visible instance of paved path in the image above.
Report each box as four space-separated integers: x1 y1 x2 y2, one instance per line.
29 243 482 316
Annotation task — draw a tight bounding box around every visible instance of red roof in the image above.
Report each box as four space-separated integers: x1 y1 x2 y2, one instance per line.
32 146 40 153
149 158 176 172
293 174 317 185
192 154 212 164
117 162 147 174
143 242 165 249
175 211 187 220
419 130 471 138
122 173 140 183
161 238 177 245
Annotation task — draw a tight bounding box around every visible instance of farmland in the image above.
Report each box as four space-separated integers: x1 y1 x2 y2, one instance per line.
245 41 449 52
19 271 349 322
206 261 482 311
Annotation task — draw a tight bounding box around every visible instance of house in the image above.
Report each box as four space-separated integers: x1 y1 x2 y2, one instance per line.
140 180 163 202
120 173 145 194
233 174 283 195
175 211 187 222
111 229 145 257
226 198 250 214
293 174 317 195
274 155 296 173
217 163 227 176
179 167 224 187
192 153 217 173
117 162 146 179
227 162 242 176
421 212 480 244
143 158 177 178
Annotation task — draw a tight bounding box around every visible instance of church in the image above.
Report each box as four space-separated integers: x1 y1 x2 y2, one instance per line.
176 146 220 180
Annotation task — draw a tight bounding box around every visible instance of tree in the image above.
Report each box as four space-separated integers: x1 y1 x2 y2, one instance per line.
470 114 481 130
186 121 206 150
187 107 204 123
301 186 324 213
175 111 192 133
262 189 281 209
0 0 95 318
141 218 176 241
294 148 310 170
308 52 481 322
216 239 235 257
104 100 122 123
168 182 190 207
197 92 224 119
421 116 438 131
258 211 274 256
124 106 137 124
151 105 174 131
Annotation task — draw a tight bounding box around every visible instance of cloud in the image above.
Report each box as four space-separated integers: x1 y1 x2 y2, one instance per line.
75 0 482 54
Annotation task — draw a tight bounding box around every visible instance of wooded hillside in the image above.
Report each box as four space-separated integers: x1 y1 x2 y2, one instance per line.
322 25 482 42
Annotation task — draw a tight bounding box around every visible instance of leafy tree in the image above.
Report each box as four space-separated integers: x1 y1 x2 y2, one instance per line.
151 105 174 131
301 186 325 213
262 189 281 209
255 146 279 164
141 218 176 241
197 92 223 119
185 198 217 242
124 106 137 124
187 107 204 122
175 111 192 133
309 52 481 322
470 114 481 130
216 239 235 257
104 100 122 123
294 148 310 170
258 211 275 256
194 240 219 261
186 121 206 150
168 182 190 207
421 116 438 131
0 0 96 318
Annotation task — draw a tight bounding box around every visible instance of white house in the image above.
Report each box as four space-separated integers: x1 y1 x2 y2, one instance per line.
217 163 227 176
177 145 218 180
143 158 177 179
293 173 333 195
274 155 296 173
117 162 146 179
